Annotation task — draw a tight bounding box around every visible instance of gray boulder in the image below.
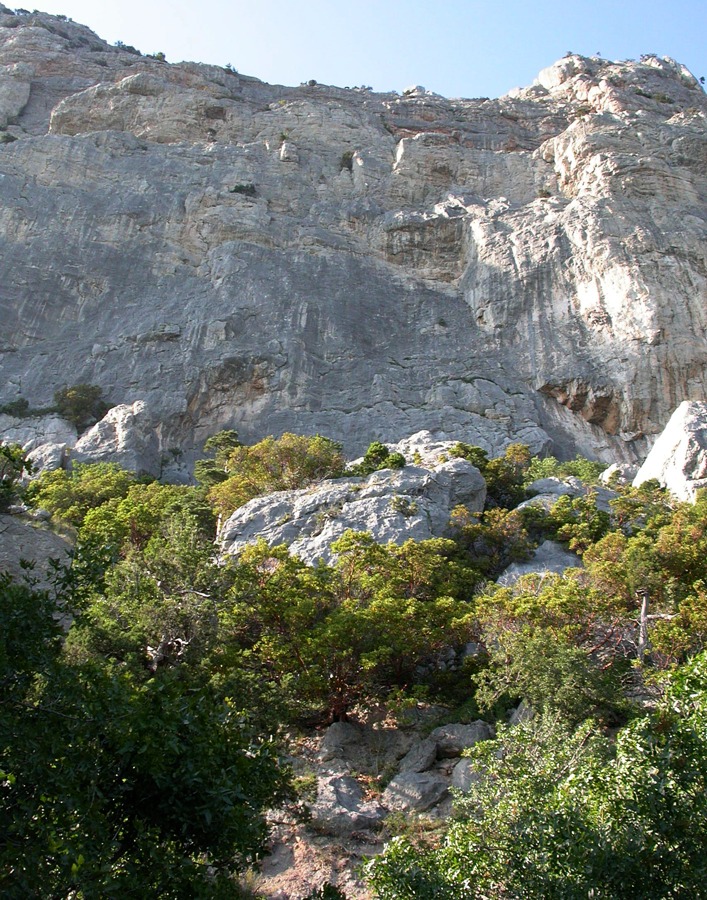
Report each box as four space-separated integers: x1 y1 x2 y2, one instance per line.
72 401 160 477
497 539 582 586
521 477 617 513
633 401 707 502
311 774 386 834
600 463 638 486
0 414 77 473
382 771 449 812
450 758 483 792
397 738 438 774
429 721 493 758
0 513 73 591
508 699 535 726
220 443 486 564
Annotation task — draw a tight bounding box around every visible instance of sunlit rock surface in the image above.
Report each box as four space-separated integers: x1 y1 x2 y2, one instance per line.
633 400 707 501
0 8 706 464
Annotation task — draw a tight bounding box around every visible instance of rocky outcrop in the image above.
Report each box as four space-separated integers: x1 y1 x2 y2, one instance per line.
0 512 72 590
0 9 705 464
0 413 76 473
520 476 617 513
220 442 486 563
71 401 161 477
497 539 582 586
633 401 707 502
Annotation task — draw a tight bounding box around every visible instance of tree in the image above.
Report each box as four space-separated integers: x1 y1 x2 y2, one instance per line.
53 383 110 431
0 567 290 898
207 433 346 519
219 533 478 722
348 441 406 477
0 443 31 510
25 462 136 527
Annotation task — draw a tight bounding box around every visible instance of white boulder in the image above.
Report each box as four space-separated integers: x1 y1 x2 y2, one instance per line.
72 401 160 477
633 401 707 502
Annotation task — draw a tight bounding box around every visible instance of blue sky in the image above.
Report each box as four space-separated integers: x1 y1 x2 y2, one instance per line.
29 1 707 98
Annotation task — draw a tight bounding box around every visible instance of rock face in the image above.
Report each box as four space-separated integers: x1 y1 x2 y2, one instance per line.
71 401 160 477
633 401 707 501
0 10 706 465
0 512 73 590
0 413 77 473
220 440 486 563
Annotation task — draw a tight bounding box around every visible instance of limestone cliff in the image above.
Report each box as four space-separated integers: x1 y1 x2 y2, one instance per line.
1 6 706 465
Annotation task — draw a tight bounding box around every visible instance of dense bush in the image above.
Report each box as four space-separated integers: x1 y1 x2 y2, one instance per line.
25 462 136 527
205 432 346 519
53 383 110 431
347 441 405 477
7 432 707 895
366 653 707 899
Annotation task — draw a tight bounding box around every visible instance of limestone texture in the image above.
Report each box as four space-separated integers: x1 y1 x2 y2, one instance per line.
219 447 486 563
0 10 705 465
633 400 707 501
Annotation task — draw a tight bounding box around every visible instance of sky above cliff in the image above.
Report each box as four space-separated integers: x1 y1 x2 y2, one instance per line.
31 0 707 98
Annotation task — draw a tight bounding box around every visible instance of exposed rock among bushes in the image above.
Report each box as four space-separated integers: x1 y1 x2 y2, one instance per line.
0 414 76 473
220 442 486 563
633 401 707 501
71 401 160 477
498 539 583 585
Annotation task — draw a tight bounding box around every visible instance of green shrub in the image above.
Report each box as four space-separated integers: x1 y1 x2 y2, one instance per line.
0 443 32 510
230 183 256 196
53 383 109 431
348 441 406 477
0 398 30 417
207 433 346 519
25 462 136 527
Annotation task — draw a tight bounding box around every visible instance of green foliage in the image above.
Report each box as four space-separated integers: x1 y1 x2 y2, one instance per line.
525 453 605 485
609 479 674 536
195 429 243 487
79 480 215 554
301 885 349 899
230 183 257 196
0 398 30 417
367 654 707 897
349 441 406 477
0 397 57 418
0 558 290 897
474 571 630 723
453 506 534 578
221 532 477 721
547 491 611 553
53 383 110 431
207 433 346 519
25 462 136 527
483 442 531 508
475 627 628 725
0 443 31 509
448 441 489 471
451 442 531 509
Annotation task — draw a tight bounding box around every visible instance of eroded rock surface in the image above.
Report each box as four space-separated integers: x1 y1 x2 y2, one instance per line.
220 440 486 563
633 400 707 501
0 9 705 463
